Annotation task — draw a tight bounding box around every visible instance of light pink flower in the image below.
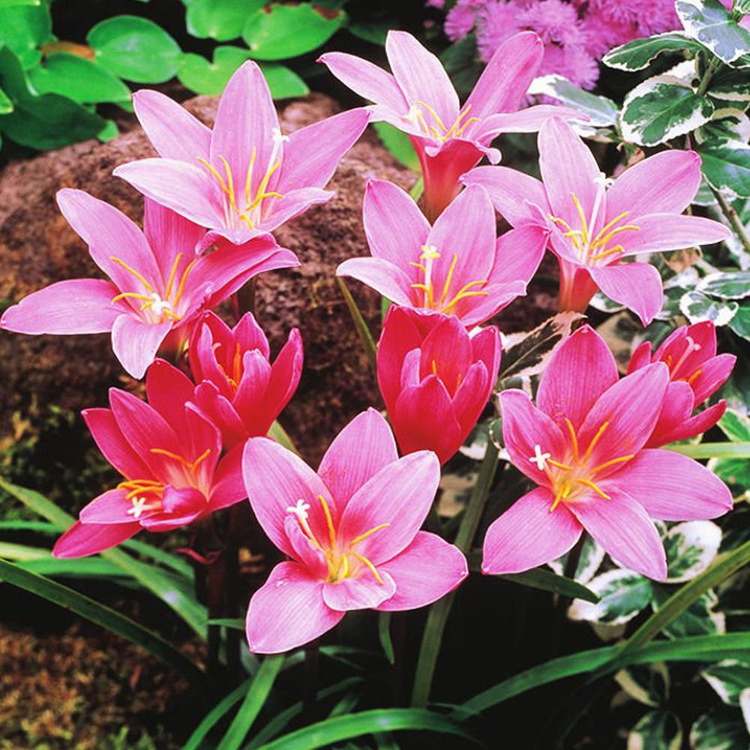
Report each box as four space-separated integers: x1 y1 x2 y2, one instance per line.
320 30 583 220
378 306 501 465
337 179 548 327
112 61 369 248
629 321 735 447
243 409 468 653
0 193 297 379
189 311 303 450
482 326 732 581
53 360 246 558
463 118 730 325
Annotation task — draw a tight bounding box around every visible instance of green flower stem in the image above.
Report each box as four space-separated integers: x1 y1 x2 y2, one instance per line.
337 276 378 376
711 185 750 254
411 443 499 707
696 54 721 96
665 441 750 459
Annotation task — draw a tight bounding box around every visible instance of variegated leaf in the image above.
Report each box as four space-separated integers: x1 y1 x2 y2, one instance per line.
568 569 652 626
663 520 722 583
680 290 739 325
690 708 749 750
701 660 750 706
627 710 682 750
604 32 704 71
676 0 750 65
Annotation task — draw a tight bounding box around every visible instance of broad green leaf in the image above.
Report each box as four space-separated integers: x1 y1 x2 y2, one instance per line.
349 21 389 46
712 455 750 485
696 109 750 144
183 679 252 750
0 0 41 6
0 84 11 113
260 62 309 99
88 16 181 83
653 587 724 638
186 0 265 41
719 409 750 442
568 569 652 625
690 708 749 750
621 76 715 146
627 710 682 750
664 521 722 582
677 0 750 64
178 46 251 94
440 34 480 98
216 655 283 750
457 633 750 717
707 66 750 102
528 73 619 127
372 121 419 171
680 290 739 325
699 140 750 197
603 32 703 72
697 270 750 298
615 664 670 708
242 3 346 60
728 302 750 340
0 558 204 683
29 52 131 104
255 709 477 749
701 660 750 705
0 2 53 68
97 118 119 142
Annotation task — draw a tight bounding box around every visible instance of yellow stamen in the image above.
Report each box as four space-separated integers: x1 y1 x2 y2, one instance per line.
317 495 337 549
587 455 634 476
582 421 609 465
164 253 183 299
349 523 390 548
111 291 153 304
575 477 610 499
245 147 257 207
571 193 591 247
564 418 581 465
173 258 199 306
198 158 231 196
109 257 154 292
686 368 702 386
349 551 384 584
413 100 448 133
440 253 459 306
548 459 575 471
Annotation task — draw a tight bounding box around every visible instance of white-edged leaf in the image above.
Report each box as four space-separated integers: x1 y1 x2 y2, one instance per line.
696 109 750 145
664 521 722 583
549 536 605 584
699 139 750 197
604 32 704 71
697 270 750 299
701 660 750 706
652 587 725 639
616 663 670 708
627 710 682 750
740 688 750 735
680 290 739 325
677 0 750 65
718 409 750 442
690 707 749 750
568 569 652 626
528 73 619 128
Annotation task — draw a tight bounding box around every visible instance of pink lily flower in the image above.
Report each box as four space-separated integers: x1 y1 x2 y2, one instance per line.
320 30 582 220
113 61 370 248
53 360 246 558
0 191 297 379
482 326 732 581
242 409 468 653
337 179 548 327
628 321 735 447
378 306 501 465
463 118 730 325
188 311 303 450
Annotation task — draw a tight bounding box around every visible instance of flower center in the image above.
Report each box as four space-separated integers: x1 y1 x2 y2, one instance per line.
410 244 488 314
118 479 165 519
403 101 480 142
663 335 702 384
528 419 634 512
287 495 389 584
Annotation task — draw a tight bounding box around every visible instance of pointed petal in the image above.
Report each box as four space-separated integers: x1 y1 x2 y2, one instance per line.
385 30 459 124
336 257 414 306
245 562 343 653
567 488 667 580
498 389 567 486
318 409 399 510
363 179 431 268
145 359 196 436
605 150 702 221
209 444 247 512
688 352 736 405
537 325 619 431
111 316 172 379
1 279 121 334
80 489 136 524
338 450 441 565
53 520 141 558
647 380 694 448
279 108 369 192
376 532 468 610
487 224 550 284
617 214 730 256
477 105 587 139
589 262 663 326
607 449 732 521
132 89 211 162
482 487 582 575
323 571 396 611
260 187 333 231
141 486 206 531
627 340 653 373
82 407 153 480
263 328 303 426
653 401 727 446
449 362 490 437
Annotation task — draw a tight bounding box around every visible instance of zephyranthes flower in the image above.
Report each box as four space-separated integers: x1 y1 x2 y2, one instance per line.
378 306 501 464
321 30 581 220
189 311 303 449
337 179 547 327
243 409 467 653
53 360 245 558
113 61 370 248
482 326 732 581
629 321 735 447
0 192 297 378
463 118 730 325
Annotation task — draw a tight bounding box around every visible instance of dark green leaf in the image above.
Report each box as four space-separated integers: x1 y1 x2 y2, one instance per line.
699 140 750 197
440 34 480 98
701 660 750 705
242 3 346 61
653 587 724 638
372 121 419 171
664 520 722 582
728 303 750 340
680 290 739 325
690 707 749 750
88 16 181 83
677 0 750 64
187 0 265 41
378 612 395 665
183 679 252 750
627 710 682 750
603 32 703 71
349 21 389 46
0 84 12 113
568 570 652 625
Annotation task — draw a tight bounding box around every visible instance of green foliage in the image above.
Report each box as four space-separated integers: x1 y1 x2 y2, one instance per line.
186 0 265 42
627 711 682 750
676 0 750 65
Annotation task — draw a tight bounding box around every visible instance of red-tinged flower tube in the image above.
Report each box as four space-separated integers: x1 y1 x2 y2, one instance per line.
377 306 501 465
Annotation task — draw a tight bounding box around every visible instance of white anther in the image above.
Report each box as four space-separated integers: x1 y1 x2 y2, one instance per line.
127 497 148 519
529 444 551 470
272 127 289 144
148 293 172 316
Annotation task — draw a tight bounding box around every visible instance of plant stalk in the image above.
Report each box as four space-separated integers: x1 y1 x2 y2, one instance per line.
710 185 750 254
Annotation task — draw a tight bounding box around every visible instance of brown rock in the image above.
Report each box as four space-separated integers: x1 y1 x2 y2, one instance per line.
0 93 415 463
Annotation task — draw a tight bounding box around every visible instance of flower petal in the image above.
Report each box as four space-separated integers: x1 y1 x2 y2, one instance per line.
318 409 399 510
82 407 153 480
653 401 727 446
53 520 141 558
145 359 196 437
377 531 468 611
80 489 137 524
336 257 414 306
691 353 736 405
567 488 667 581
111 316 172 379
1 279 122 334
323 571 396 611
209 444 247 512
260 187 333 231
482 487 582 575
616 214 730 256
589 262 663 326
246 562 344 653
477 104 587 139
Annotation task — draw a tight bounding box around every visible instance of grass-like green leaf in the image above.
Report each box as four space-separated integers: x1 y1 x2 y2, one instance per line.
184 678 252 750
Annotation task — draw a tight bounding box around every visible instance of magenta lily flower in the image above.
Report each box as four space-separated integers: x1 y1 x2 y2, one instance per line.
337 179 548 327
113 61 370 248
378 306 501 465
321 30 582 220
0 191 297 379
242 409 467 653
54 360 246 558
463 118 730 325
482 326 732 581
628 321 735 447
188 311 303 450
